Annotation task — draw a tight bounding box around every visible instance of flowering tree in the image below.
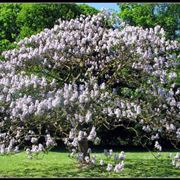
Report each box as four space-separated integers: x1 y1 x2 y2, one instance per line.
0 10 179 162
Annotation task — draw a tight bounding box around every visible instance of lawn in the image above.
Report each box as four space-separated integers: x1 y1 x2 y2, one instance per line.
0 149 179 178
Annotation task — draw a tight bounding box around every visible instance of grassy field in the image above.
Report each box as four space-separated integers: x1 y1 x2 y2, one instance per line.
0 149 180 178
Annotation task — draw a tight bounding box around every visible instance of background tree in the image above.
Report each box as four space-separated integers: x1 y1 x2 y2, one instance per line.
118 3 180 40
16 3 82 40
0 3 98 54
0 4 21 53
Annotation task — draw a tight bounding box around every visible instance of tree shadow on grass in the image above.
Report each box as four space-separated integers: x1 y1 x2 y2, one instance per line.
124 159 180 178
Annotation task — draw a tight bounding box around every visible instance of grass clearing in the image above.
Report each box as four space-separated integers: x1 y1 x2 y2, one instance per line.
0 150 179 178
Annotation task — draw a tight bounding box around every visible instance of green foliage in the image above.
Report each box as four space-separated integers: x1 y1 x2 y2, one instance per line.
0 39 11 53
0 4 21 55
0 4 21 42
16 3 82 40
0 3 98 54
119 4 155 27
0 151 179 177
118 3 180 40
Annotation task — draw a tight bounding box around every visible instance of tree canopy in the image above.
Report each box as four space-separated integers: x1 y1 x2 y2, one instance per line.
0 11 179 161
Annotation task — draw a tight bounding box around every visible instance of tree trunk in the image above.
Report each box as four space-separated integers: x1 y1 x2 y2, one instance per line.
78 137 89 161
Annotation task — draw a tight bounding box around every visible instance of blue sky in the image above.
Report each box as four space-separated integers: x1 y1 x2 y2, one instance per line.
77 3 119 12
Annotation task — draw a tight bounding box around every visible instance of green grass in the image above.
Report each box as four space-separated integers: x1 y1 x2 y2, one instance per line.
0 150 180 178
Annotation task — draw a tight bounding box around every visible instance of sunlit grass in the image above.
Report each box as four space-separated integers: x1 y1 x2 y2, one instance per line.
0 150 179 178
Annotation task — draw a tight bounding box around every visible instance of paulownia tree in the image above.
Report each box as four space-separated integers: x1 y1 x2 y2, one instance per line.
0 11 179 162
